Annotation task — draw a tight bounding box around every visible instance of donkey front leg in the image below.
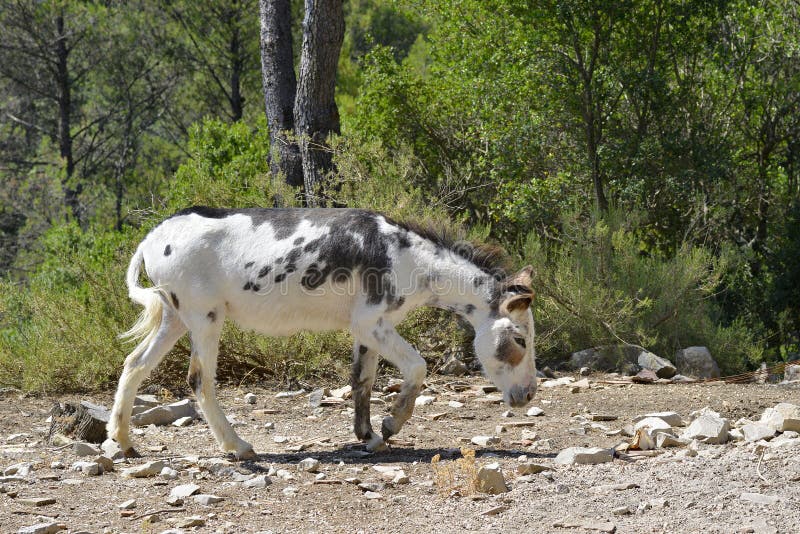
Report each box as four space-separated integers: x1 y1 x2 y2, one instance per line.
351 342 385 451
353 318 427 445
187 318 255 460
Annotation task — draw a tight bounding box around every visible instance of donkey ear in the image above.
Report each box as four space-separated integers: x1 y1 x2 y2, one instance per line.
510 265 534 289
500 293 533 315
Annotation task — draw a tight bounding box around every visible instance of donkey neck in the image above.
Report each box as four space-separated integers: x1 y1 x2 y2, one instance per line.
414 245 499 328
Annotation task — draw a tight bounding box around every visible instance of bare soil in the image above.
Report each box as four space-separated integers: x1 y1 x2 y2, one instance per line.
1 375 799 534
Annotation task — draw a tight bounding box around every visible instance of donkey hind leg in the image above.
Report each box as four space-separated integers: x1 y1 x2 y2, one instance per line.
351 342 385 452
187 316 255 460
108 306 186 456
353 318 427 444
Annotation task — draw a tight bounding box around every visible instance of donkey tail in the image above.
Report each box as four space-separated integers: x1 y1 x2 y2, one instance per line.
119 243 164 349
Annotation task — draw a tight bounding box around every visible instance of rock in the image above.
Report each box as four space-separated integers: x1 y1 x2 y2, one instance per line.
307 388 326 408
637 351 676 378
17 497 56 507
70 461 101 476
364 491 383 499
243 393 257 404
121 460 165 478
760 403 800 432
72 442 102 457
4 462 33 476
193 494 224 505
674 346 720 379
579 366 591 376
166 495 184 507
631 369 658 383
634 417 674 437
742 423 777 442
172 516 206 528
517 462 549 475
475 463 508 494
681 414 729 444
783 364 800 383
569 345 640 372
656 433 690 448
172 416 193 427
118 499 137 510
415 395 436 406
740 492 779 505
160 466 179 480
17 523 66 534
555 447 613 465
170 483 200 499
480 505 509 516
471 435 500 447
134 394 160 407
48 401 109 444
541 376 575 388
501 410 514 417
297 457 321 473
132 399 197 427
101 438 125 460
448 400 465 408
330 385 352 399
441 354 469 376
572 378 591 389
526 406 544 417
612 505 634 516
275 389 305 398
632 411 683 427
243 475 271 488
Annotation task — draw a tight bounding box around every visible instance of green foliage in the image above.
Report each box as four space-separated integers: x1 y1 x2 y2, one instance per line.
525 208 763 374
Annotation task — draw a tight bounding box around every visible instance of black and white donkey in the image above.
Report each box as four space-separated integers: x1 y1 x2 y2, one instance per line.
108 207 537 458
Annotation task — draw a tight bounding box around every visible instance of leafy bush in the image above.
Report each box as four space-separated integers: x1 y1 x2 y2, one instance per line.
525 208 762 375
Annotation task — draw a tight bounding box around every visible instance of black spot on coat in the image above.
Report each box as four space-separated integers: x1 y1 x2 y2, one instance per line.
164 244 172 256
245 261 254 269
170 292 180 309
258 265 272 278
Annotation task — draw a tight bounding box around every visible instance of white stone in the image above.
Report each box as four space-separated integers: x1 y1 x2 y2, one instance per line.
170 483 200 499
632 412 683 427
526 406 544 417
243 475 271 488
72 442 102 457
244 393 257 404
681 414 729 444
471 435 500 447
121 460 165 478
554 447 613 465
740 492 779 505
100 438 125 460
172 416 194 427
118 499 137 510
297 457 320 473
160 466 179 479
656 433 689 448
674 346 720 378
4 462 33 476
132 399 197 427
415 395 436 406
475 463 508 494
193 494 224 505
448 400 464 408
17 522 66 534
760 403 800 432
70 461 101 476
742 423 777 442
634 417 675 437
541 377 575 388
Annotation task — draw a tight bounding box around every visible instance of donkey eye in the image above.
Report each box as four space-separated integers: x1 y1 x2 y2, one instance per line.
513 336 526 349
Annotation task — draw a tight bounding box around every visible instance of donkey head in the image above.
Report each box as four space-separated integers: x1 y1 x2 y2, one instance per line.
474 266 537 407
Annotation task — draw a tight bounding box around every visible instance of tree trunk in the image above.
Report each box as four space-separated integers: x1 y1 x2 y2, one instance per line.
259 0 304 189
294 0 344 206
229 23 244 121
55 12 82 223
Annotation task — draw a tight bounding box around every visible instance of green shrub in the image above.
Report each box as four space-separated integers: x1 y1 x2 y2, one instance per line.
524 208 763 375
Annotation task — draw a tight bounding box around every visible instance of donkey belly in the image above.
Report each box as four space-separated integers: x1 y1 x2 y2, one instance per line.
225 291 355 336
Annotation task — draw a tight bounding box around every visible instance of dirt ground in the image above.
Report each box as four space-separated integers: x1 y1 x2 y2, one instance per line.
1 374 799 534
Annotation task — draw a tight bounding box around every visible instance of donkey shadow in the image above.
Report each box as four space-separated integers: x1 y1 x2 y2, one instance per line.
232 446 557 473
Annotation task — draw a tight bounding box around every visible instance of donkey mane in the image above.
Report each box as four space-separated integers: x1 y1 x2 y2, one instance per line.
387 215 512 279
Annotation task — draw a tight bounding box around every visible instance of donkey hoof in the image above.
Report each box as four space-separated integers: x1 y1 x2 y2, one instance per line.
123 447 142 459
381 416 398 441
366 434 388 452
235 447 257 461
